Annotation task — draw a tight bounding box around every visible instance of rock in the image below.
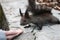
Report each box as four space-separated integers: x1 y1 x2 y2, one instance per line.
14 32 35 40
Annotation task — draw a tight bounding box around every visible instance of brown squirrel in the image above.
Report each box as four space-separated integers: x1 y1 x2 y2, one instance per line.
20 0 60 30
19 9 60 30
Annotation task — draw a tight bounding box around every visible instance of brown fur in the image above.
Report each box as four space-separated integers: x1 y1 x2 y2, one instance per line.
20 0 60 30
20 9 60 30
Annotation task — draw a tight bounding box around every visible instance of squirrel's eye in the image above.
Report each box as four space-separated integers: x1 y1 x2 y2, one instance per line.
23 20 26 22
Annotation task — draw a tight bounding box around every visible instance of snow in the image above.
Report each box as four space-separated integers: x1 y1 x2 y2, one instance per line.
0 0 60 40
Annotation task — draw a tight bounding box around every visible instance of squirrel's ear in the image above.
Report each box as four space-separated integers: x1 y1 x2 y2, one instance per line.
25 9 30 18
19 9 23 17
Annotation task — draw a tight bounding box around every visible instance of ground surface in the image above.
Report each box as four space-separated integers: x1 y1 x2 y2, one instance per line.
0 0 60 40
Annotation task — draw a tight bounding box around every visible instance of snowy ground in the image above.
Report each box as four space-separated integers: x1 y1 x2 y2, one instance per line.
0 0 60 40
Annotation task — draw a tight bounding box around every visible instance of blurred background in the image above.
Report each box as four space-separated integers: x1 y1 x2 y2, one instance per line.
0 0 60 40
